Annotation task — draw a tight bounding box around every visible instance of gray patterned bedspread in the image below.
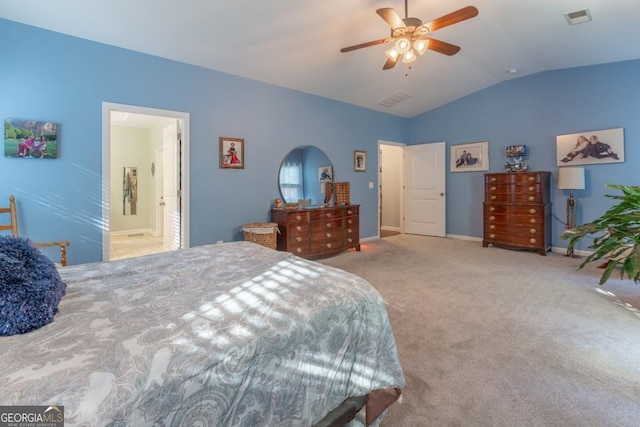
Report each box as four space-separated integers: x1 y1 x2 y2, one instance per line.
1 242 404 426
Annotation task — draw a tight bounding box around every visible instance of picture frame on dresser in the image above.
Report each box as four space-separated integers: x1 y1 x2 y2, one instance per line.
450 141 489 172
556 128 624 166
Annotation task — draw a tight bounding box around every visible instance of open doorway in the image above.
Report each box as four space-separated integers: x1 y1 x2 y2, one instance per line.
379 141 404 238
102 102 190 261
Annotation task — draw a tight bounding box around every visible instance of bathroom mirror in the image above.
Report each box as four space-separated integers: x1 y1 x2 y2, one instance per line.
278 146 332 206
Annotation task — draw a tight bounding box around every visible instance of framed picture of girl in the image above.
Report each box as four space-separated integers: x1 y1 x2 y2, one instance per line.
220 137 244 169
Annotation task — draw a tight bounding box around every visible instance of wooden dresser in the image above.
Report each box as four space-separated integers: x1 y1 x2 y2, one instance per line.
271 205 360 259
482 172 551 256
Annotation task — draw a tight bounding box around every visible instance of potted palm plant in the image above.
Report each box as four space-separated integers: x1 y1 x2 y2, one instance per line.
560 184 640 285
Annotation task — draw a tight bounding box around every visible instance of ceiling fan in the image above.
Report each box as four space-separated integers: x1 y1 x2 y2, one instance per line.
340 1 478 70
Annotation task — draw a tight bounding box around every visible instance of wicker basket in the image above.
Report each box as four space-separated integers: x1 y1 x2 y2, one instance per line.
334 182 350 205
242 222 279 249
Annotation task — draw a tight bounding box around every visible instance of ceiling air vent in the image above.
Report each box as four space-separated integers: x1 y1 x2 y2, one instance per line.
564 9 592 25
378 92 412 108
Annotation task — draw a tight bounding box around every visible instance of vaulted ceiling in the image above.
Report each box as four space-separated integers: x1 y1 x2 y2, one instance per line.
3 0 640 118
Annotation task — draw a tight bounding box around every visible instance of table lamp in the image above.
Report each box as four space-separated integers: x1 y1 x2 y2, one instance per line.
558 167 585 256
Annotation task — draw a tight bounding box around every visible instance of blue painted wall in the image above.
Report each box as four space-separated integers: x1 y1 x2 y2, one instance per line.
0 18 407 264
409 60 640 253
2 17 638 264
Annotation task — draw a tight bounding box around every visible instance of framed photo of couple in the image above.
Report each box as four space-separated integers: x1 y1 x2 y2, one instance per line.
556 128 624 166
450 141 489 172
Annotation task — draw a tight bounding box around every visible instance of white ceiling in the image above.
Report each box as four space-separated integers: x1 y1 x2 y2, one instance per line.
3 0 640 118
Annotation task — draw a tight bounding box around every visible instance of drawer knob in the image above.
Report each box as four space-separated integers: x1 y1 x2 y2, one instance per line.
296 226 302 231
528 176 535 182
491 186 497 191
296 237 302 242
489 206 495 212
528 196 535 202
326 223 332 228
529 208 537 214
348 219 353 224
296 248 302 253
326 212 332 218
490 234 495 239
530 238 537 244
529 218 537 224
489 216 495 221
326 233 332 238
326 243 332 249
528 186 535 192
489 225 495 230
296 215 302 220
491 177 496 182
347 238 353 243
530 228 537 234
491 195 497 200
347 210 352 214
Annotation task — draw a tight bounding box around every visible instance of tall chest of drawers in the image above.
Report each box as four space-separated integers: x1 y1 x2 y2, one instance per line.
482 172 551 256
271 205 360 259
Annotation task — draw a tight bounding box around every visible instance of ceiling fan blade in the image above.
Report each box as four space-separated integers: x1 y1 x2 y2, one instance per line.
340 38 389 53
422 6 478 33
382 56 399 70
377 8 407 30
419 37 461 56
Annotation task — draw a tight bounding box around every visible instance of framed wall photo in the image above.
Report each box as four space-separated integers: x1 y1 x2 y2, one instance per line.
219 137 244 169
557 128 624 166
319 166 333 182
450 141 489 172
354 150 366 172
4 118 59 159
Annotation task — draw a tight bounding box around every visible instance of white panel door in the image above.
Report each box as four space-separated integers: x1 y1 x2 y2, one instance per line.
163 121 180 251
403 142 446 236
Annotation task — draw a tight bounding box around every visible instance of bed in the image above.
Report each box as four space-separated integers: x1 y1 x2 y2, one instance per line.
0 241 405 426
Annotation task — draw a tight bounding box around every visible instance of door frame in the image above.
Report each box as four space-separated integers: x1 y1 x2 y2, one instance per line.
102 101 190 261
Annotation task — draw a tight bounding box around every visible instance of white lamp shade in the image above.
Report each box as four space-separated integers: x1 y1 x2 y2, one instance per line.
558 167 585 190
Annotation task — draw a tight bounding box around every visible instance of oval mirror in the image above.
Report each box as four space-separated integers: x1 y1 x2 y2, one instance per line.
278 146 333 205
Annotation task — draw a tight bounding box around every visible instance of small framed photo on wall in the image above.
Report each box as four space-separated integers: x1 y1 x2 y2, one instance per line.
4 118 59 159
354 150 366 172
219 137 244 169
450 141 489 172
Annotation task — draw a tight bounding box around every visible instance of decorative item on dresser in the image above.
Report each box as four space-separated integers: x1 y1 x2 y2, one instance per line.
482 171 552 256
271 205 360 259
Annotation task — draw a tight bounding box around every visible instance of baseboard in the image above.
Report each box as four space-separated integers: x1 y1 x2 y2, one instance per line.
446 234 483 243
381 226 401 232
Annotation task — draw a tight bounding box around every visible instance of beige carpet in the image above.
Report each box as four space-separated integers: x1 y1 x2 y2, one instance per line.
319 234 640 427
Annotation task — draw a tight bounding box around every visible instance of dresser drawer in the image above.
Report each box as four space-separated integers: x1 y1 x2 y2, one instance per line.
485 181 545 201
285 211 310 224
484 230 545 248
310 208 342 221
484 204 544 216
485 173 544 185
310 218 343 232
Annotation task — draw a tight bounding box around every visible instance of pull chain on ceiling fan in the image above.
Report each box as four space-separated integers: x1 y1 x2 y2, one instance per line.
340 1 478 70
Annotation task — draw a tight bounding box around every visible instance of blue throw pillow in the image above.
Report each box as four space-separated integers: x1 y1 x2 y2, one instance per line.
0 236 67 336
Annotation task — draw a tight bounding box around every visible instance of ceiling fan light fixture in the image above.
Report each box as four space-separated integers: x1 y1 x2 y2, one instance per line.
402 50 417 64
414 39 429 55
385 47 400 61
395 37 411 54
